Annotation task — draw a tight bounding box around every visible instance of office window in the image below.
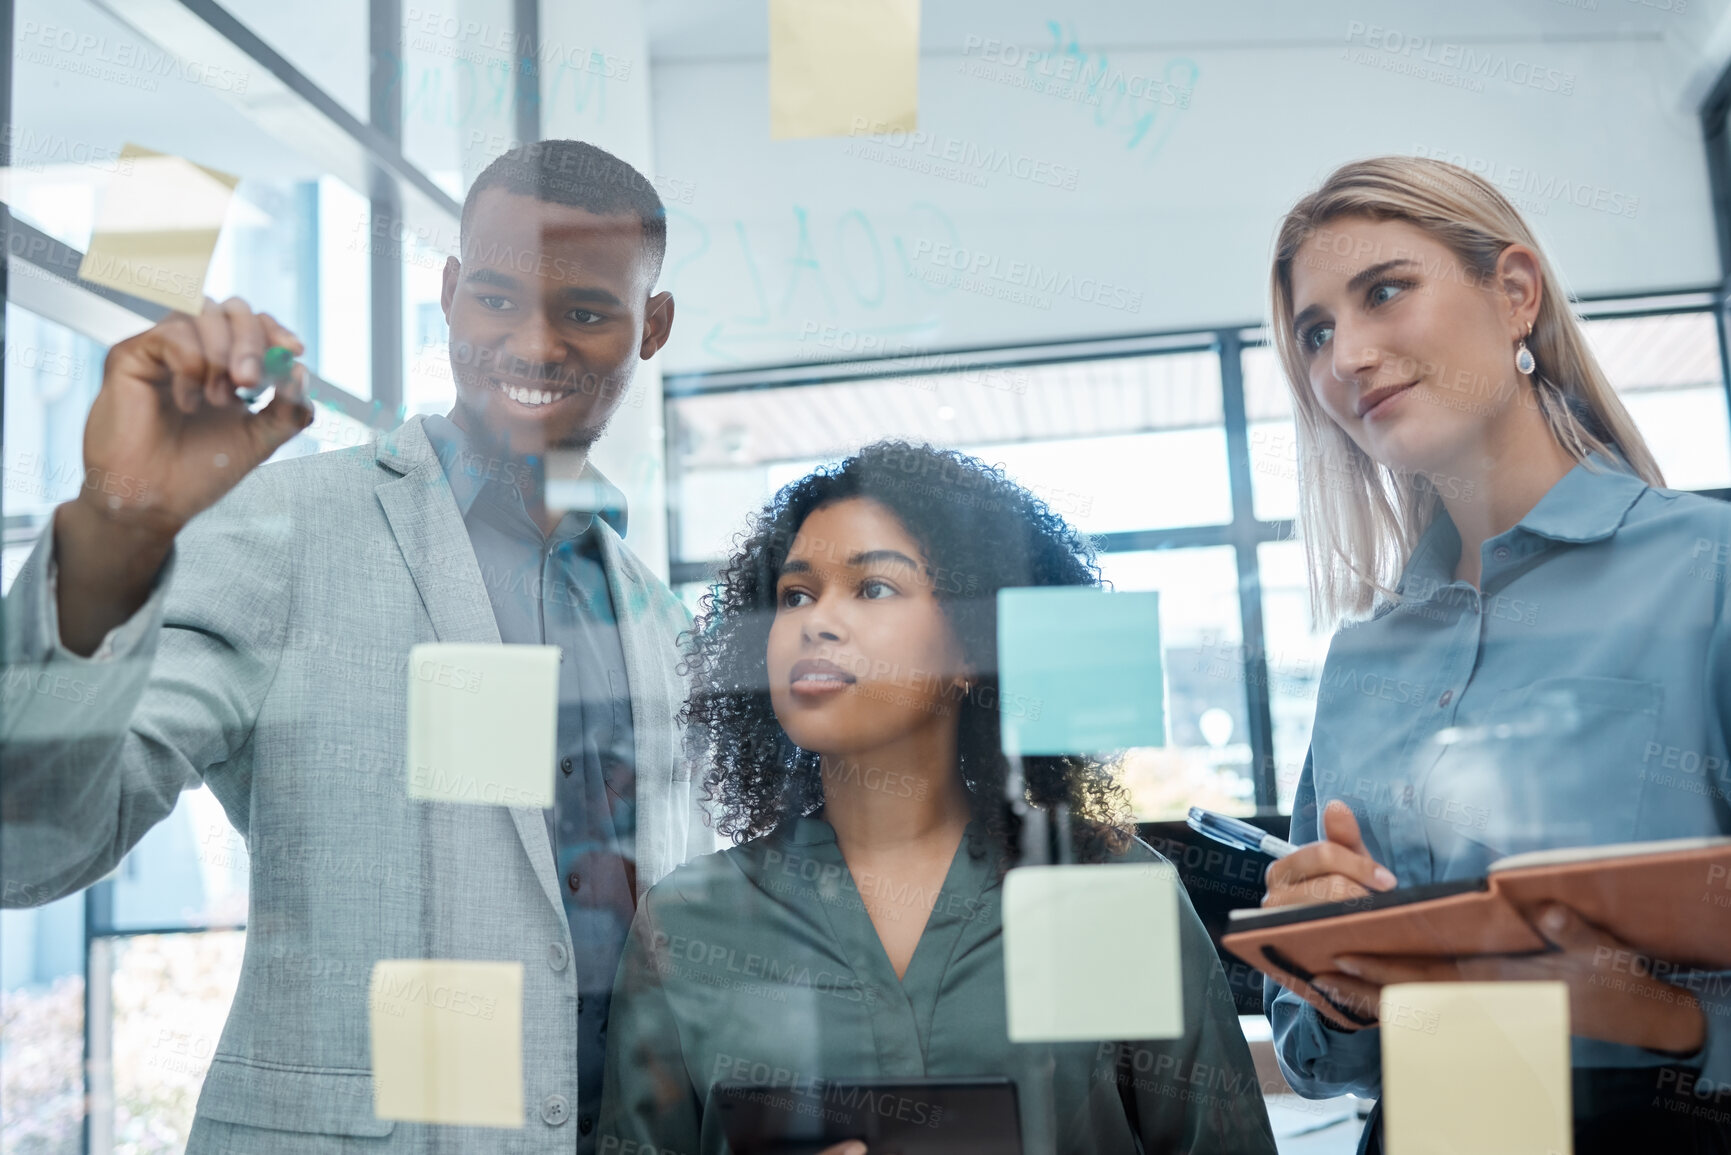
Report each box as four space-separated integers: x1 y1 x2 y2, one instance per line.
666 348 1263 818
398 0 516 198
11 0 377 402
108 932 245 1152
0 972 83 1152
404 249 457 419
1243 343 1300 524
2 305 104 526
669 350 1229 565
220 0 370 123
107 788 249 934
1100 547 1254 818
668 299 1729 822
1583 311 1731 489
1257 539 1331 812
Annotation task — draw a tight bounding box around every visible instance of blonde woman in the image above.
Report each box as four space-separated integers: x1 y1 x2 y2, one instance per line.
1259 157 1730 1155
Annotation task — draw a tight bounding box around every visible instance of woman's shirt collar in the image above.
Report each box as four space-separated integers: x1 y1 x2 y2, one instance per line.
1395 453 1649 602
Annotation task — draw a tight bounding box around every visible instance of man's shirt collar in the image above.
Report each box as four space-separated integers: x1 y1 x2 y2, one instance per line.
421 412 629 536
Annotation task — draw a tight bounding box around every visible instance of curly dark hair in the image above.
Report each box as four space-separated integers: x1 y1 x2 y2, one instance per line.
680 440 1133 866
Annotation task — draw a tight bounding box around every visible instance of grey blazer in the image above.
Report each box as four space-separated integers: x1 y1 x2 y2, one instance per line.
1 415 716 1153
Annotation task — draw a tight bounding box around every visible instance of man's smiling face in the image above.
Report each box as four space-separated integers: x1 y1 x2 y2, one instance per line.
441 186 673 456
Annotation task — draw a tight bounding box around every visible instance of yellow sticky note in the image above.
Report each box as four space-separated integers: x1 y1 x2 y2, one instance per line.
1380 982 1571 1155
369 960 524 1128
406 643 558 809
1002 862 1183 1042
77 144 238 313
770 0 920 140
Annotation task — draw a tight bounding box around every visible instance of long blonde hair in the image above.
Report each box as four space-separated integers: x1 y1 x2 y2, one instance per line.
1269 156 1663 626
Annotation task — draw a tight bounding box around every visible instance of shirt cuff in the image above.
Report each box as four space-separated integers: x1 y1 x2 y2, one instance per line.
42 548 174 663
1268 980 1385 1099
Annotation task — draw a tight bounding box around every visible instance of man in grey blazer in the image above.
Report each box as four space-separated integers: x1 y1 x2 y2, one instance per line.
1 141 713 1153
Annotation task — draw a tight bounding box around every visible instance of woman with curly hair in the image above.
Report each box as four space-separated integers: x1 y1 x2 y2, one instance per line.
597 441 1275 1154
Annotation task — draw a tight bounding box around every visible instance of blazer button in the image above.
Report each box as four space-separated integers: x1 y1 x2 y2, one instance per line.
541 1095 569 1126
561 757 574 776
1438 689 1453 708
548 943 568 971
579 1115 594 1135
567 871 582 894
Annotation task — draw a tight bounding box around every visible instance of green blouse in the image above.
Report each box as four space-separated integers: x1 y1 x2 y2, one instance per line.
597 817 1277 1154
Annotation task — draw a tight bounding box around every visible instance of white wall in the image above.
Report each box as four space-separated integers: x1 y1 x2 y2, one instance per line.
646 0 1730 375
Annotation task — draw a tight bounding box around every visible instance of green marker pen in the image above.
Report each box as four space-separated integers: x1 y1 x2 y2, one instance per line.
236 345 298 404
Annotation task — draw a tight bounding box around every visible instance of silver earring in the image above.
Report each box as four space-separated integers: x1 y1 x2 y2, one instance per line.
1515 339 1536 375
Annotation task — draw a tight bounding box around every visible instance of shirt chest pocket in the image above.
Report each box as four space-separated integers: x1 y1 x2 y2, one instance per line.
1426 675 1662 860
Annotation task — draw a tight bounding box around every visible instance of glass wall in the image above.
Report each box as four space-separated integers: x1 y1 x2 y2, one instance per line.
6 2 1731 1153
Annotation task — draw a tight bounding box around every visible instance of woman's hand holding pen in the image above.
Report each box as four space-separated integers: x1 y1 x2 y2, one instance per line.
1259 800 1399 1029
1261 800 1399 909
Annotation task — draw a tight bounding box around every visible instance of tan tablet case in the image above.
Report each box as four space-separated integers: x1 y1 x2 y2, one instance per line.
1223 838 1731 1029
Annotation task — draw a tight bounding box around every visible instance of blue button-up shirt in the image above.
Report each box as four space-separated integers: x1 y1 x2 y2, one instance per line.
1270 456 1731 1102
424 415 638 1152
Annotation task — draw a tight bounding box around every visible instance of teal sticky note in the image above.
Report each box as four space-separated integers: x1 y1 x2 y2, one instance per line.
997 588 1164 755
